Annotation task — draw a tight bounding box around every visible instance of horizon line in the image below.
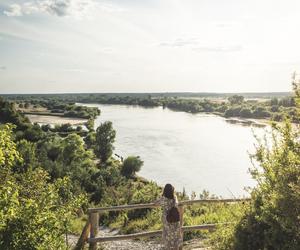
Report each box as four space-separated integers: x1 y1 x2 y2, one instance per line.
0 91 292 95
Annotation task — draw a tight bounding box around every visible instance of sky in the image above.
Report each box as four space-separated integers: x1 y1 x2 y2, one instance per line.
0 0 300 93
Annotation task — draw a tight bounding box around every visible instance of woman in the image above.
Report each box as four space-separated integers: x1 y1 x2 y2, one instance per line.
155 184 182 250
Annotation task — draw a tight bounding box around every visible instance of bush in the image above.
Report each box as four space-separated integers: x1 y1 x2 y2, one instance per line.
121 156 143 178
239 108 252 118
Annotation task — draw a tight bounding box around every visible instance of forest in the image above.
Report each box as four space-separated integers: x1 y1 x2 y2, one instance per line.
1 83 300 249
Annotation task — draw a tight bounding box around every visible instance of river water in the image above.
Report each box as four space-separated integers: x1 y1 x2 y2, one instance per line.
83 103 267 197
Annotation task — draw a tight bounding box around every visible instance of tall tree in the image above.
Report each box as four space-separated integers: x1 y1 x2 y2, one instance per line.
95 121 116 163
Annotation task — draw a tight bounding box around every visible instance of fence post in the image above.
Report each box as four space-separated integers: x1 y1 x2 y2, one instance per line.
178 204 184 250
74 220 91 250
89 212 99 250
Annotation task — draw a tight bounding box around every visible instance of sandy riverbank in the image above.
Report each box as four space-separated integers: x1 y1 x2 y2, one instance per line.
26 114 87 125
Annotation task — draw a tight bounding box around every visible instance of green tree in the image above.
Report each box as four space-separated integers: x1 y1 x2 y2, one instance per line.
0 125 86 249
84 131 96 149
95 121 116 162
239 108 252 118
270 97 279 106
228 95 244 105
121 156 143 178
15 139 38 171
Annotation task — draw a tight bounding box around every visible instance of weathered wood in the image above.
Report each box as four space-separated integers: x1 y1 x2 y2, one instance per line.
179 198 251 206
84 199 249 247
88 224 220 243
88 198 250 213
178 205 184 250
74 220 91 250
88 203 158 213
89 212 99 250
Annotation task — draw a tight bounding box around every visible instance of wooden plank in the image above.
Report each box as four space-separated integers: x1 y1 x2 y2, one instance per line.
89 212 99 250
74 220 91 250
88 203 158 213
88 224 222 243
179 198 251 206
88 198 250 213
178 205 184 250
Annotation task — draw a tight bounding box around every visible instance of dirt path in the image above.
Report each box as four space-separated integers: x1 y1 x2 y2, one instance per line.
68 227 209 250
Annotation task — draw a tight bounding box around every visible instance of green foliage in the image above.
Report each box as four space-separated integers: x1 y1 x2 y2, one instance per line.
15 139 38 171
36 133 104 202
0 124 21 170
228 95 244 105
95 121 116 162
0 125 87 250
121 156 143 178
84 131 96 148
239 108 252 118
85 118 95 131
212 84 300 249
2 92 299 122
0 98 31 130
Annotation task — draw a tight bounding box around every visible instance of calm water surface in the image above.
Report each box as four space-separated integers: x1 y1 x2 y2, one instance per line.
83 104 266 197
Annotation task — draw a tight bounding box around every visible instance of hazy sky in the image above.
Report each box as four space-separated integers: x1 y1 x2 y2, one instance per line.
0 0 300 93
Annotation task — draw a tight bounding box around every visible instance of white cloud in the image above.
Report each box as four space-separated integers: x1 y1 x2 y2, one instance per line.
3 0 124 18
43 0 70 16
0 66 6 70
192 45 243 53
159 37 243 52
3 4 23 16
160 37 200 47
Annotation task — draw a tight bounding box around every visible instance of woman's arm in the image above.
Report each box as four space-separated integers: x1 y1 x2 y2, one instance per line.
153 196 162 206
174 195 179 206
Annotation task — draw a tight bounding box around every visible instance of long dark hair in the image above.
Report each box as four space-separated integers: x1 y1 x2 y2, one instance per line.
163 183 175 199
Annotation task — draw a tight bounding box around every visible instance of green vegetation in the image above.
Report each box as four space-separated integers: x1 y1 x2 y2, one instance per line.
0 85 299 249
95 121 116 163
2 91 297 123
16 99 100 120
121 156 143 178
0 125 86 249
0 95 244 248
210 83 300 249
164 95 298 122
0 97 164 249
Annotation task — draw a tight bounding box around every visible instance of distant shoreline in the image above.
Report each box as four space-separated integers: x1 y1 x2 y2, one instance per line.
1 91 291 98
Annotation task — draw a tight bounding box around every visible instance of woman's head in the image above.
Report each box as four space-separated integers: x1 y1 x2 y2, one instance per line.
163 183 175 199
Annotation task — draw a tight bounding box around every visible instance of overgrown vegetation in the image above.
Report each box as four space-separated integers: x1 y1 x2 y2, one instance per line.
210 82 300 249
0 125 86 249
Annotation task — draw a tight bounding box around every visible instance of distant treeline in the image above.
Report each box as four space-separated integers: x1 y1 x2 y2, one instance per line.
2 92 298 122
17 100 100 119
1 91 291 99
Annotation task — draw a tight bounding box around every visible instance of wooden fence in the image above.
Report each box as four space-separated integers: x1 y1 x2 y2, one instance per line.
76 198 250 250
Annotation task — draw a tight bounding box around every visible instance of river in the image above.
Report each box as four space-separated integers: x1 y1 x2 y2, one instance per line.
82 103 267 197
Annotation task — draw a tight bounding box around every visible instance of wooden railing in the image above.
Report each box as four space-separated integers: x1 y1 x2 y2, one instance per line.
75 198 250 250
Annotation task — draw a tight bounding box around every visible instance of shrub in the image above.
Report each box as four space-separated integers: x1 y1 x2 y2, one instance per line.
121 156 143 178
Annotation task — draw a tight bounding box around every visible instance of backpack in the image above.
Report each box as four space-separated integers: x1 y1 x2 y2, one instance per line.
166 206 180 223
